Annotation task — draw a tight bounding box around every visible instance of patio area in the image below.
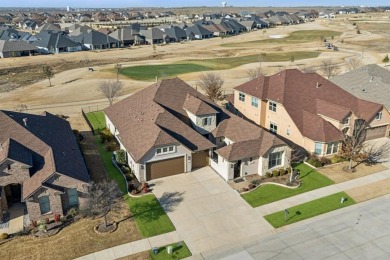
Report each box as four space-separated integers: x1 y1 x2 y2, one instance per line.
0 203 26 234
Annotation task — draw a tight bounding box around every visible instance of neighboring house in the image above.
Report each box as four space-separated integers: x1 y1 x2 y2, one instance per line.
0 111 90 222
140 28 167 44
0 39 38 58
201 23 229 36
36 23 61 33
331 64 390 112
109 27 145 46
230 69 390 156
70 30 119 50
104 78 290 182
238 20 257 31
163 26 188 42
33 31 82 54
186 24 213 39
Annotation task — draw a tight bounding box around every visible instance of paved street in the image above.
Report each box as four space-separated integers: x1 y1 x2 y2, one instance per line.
202 194 390 260
151 167 274 255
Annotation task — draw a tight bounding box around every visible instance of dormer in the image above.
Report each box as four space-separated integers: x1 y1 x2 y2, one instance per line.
183 93 219 134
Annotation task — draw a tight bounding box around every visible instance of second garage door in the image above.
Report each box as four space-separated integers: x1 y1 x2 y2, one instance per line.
192 151 209 169
366 125 387 140
146 156 184 180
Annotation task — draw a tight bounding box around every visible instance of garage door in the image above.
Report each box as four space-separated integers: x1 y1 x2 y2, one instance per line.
192 151 209 169
366 125 387 140
146 157 184 180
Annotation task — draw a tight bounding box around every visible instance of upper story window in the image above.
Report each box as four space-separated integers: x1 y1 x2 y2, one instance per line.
251 97 259 108
270 122 277 134
239 92 245 102
156 146 175 155
202 117 212 126
375 112 382 120
269 101 277 112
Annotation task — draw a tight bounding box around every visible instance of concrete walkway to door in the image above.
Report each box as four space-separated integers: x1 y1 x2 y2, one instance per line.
150 167 274 255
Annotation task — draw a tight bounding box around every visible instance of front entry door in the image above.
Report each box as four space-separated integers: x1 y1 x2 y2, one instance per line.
234 160 241 179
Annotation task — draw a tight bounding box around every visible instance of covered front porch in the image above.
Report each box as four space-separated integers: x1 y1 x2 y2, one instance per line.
0 184 28 234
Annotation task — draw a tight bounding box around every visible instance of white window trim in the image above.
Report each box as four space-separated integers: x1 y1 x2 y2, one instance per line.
270 122 278 134
314 142 323 155
156 146 176 155
251 97 259 108
239 92 245 102
269 100 277 112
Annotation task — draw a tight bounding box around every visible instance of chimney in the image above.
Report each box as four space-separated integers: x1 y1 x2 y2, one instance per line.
23 118 28 126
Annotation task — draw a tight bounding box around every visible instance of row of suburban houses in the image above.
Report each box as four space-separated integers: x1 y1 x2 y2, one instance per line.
0 64 389 223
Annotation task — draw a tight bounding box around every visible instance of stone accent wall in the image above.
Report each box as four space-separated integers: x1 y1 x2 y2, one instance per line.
0 160 30 187
26 188 65 221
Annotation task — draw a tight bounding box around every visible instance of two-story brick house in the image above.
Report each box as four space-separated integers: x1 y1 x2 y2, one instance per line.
0 111 90 222
229 69 390 155
104 78 291 182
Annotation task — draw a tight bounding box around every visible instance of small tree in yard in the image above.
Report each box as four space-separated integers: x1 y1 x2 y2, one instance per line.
290 55 295 64
42 65 54 86
383 54 389 66
98 80 123 105
320 58 340 79
82 180 122 229
198 73 224 102
346 57 363 71
339 118 390 171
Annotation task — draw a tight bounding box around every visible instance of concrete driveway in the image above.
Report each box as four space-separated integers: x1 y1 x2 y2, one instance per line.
150 167 274 254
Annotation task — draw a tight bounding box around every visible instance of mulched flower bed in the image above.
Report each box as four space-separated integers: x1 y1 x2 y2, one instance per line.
237 174 300 194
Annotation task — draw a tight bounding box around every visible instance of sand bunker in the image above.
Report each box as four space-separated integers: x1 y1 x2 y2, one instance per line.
268 34 288 38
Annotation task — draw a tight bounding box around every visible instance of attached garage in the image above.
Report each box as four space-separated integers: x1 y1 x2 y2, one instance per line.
192 151 209 169
146 156 185 180
366 125 388 140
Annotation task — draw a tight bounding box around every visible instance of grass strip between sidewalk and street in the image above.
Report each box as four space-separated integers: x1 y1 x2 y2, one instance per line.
264 192 356 228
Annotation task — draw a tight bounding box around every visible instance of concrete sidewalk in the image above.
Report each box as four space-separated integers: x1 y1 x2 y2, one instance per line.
76 231 181 260
255 167 390 217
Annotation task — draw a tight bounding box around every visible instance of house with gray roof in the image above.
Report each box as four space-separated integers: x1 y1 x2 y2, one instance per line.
104 78 290 182
109 27 145 46
140 28 168 44
0 111 90 222
185 24 213 39
331 64 390 112
163 26 188 42
33 31 82 54
0 40 38 58
70 30 119 50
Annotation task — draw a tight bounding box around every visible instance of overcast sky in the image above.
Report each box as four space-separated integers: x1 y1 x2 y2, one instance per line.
2 0 386 8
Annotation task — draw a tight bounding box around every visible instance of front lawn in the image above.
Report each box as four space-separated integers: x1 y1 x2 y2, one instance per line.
150 241 191 260
242 163 334 207
223 30 342 47
264 192 355 228
120 51 320 81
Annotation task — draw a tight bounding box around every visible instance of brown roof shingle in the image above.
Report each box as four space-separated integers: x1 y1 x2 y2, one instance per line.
234 69 383 142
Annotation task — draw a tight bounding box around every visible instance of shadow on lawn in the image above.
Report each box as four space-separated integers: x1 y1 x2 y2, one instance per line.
131 192 185 222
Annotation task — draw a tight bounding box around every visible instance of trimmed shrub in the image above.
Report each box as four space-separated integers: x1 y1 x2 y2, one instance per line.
272 170 279 177
250 179 261 186
60 216 67 223
330 155 346 164
279 168 286 176
105 141 118 152
307 158 322 168
286 167 292 173
99 128 113 143
67 207 79 218
115 149 127 165
265 172 272 178
319 157 331 166
0 233 9 239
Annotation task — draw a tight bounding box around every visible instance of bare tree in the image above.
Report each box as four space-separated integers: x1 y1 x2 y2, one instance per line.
114 64 122 82
198 73 224 102
82 180 122 228
247 67 263 79
15 104 28 112
42 65 54 86
98 80 123 105
320 58 340 79
346 57 363 71
339 118 390 170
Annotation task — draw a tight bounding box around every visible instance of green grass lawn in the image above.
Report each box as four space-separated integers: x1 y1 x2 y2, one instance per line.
223 30 342 47
85 111 106 133
150 241 191 260
87 114 175 238
120 51 320 81
264 192 355 228
242 163 334 207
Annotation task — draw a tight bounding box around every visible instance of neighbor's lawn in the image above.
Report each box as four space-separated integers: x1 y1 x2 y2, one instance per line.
120 51 319 81
93 134 175 238
0 217 142 260
223 30 342 47
264 192 355 228
242 163 334 207
85 111 106 132
149 241 191 260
